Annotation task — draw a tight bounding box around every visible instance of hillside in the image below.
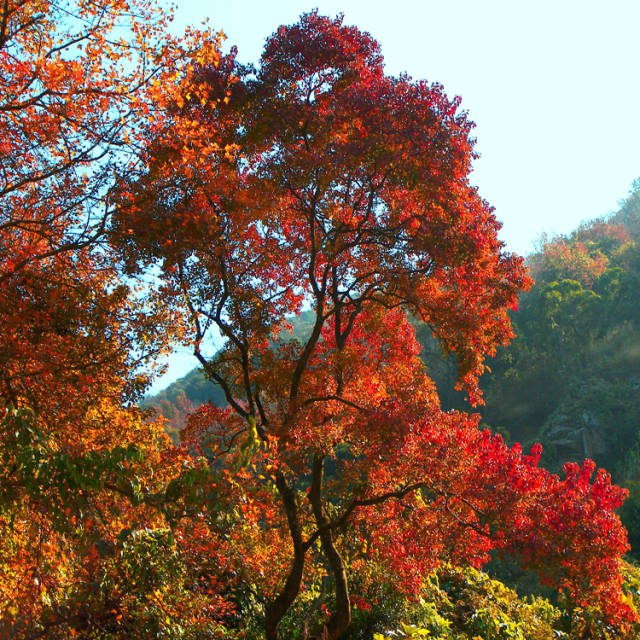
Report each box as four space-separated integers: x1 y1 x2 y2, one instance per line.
480 183 640 550
482 184 640 453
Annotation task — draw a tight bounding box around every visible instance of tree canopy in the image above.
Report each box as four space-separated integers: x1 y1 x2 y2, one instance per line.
114 12 633 639
1 5 637 639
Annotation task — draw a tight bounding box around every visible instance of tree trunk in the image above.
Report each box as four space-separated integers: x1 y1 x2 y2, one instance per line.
310 455 352 640
265 471 307 639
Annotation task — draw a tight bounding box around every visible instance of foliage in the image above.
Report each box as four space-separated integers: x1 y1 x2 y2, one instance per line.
113 11 635 640
371 565 559 640
369 562 640 640
2 3 637 639
0 0 224 418
0 1 228 637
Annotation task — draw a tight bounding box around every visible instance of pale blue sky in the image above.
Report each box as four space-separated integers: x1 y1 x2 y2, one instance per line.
150 0 640 393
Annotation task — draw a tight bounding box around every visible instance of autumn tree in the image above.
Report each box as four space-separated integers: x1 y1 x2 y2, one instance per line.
115 12 634 640
0 0 226 413
0 1 229 636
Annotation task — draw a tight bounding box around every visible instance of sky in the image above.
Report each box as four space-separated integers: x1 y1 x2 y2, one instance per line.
149 0 640 393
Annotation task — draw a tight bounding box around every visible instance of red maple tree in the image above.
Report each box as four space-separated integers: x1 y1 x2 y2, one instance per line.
112 11 633 639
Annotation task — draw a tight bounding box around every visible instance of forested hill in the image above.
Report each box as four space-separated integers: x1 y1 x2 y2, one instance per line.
481 183 640 474
148 183 640 542
478 182 640 550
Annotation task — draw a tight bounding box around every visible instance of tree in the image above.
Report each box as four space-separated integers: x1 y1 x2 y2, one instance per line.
115 12 633 639
0 0 226 413
0 2 227 635
0 0 220 274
